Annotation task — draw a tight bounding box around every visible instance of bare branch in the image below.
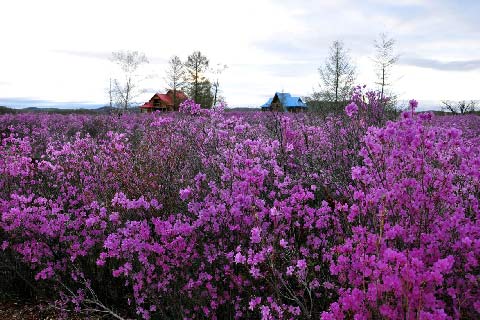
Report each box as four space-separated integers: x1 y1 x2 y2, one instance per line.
373 33 398 100
442 100 477 114
111 50 149 111
165 55 186 109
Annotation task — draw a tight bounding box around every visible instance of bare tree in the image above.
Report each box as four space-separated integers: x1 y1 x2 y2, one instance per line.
318 40 356 108
184 51 211 107
210 63 228 107
373 33 399 100
442 100 477 114
111 50 149 111
165 55 186 110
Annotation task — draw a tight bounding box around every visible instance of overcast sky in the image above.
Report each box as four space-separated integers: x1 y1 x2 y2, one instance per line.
0 0 479 109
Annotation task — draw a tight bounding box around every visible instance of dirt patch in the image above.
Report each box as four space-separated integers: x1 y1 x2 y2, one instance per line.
0 300 100 320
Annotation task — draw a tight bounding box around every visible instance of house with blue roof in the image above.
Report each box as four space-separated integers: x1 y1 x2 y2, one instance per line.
260 92 307 112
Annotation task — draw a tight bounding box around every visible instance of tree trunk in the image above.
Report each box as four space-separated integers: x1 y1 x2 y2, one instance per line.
194 65 199 103
335 47 339 108
213 80 218 107
381 68 385 101
124 77 131 111
173 86 177 110
109 78 112 108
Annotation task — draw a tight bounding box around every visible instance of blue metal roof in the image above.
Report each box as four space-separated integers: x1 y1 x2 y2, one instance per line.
261 98 273 108
260 92 306 109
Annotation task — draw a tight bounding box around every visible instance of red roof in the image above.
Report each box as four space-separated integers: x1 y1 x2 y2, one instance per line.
155 93 173 105
139 90 188 109
140 102 154 109
167 90 188 101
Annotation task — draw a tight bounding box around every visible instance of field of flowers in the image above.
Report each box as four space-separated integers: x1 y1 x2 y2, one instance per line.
1 88 479 319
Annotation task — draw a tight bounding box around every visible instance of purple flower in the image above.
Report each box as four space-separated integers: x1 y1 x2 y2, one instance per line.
409 99 418 111
234 252 246 264
297 259 307 270
345 102 359 117
179 187 192 201
2 100 479 319
251 227 261 244
249 297 261 311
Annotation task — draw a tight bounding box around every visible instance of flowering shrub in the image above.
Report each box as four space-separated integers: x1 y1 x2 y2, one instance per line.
323 112 480 319
1 91 479 319
179 99 205 115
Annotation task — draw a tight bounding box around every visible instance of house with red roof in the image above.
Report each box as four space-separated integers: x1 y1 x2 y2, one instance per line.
139 90 188 112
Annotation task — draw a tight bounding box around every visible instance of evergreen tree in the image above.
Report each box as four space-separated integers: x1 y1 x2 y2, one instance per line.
317 41 356 109
184 51 212 108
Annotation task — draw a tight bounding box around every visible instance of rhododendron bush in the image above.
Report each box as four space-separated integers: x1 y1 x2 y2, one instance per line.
1 95 479 319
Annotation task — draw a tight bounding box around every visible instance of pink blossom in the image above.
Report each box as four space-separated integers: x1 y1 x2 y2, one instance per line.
345 102 359 117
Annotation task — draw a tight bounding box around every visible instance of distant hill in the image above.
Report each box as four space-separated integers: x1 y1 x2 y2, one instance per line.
93 106 116 114
1 105 477 116
16 106 102 114
0 106 16 114
0 105 143 115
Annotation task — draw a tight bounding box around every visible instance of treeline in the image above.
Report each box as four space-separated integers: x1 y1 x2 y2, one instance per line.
108 33 478 115
166 52 227 110
110 50 226 110
306 33 399 116
108 34 399 113
0 105 118 115
307 34 478 116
